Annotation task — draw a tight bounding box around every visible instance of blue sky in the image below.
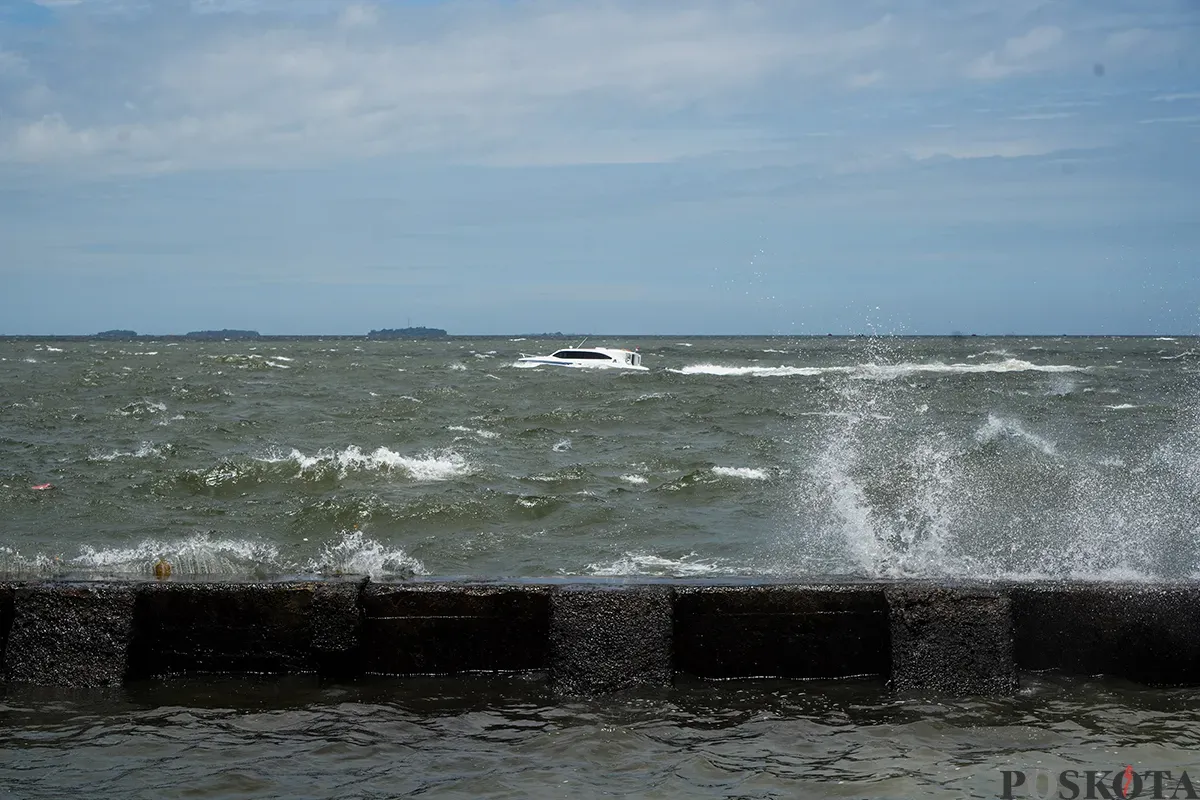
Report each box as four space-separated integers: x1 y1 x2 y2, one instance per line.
1 0 1197 335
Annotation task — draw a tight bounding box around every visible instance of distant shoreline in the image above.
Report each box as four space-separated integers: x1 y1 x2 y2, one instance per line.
0 333 1195 341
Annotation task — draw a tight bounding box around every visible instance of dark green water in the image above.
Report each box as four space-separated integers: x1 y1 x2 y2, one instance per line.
4 335 1200 799
2 335 1198 579
3 675 1200 799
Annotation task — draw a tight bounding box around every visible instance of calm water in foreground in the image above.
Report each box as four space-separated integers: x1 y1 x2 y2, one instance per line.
2 674 1199 799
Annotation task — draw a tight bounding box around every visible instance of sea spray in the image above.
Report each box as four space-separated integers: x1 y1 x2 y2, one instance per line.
778 336 1200 580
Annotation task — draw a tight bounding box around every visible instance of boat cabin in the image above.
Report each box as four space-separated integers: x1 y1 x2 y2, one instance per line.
549 349 642 367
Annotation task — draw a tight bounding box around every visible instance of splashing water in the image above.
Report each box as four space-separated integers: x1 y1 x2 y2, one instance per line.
781 334 1200 580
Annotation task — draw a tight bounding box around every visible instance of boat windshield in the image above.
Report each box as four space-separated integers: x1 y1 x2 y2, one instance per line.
551 350 613 360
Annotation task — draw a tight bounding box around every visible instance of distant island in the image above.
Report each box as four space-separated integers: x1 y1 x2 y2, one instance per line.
367 327 448 339
95 329 139 340
184 329 261 340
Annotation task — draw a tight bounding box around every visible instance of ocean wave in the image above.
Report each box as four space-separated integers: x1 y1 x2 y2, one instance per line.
118 400 168 417
583 552 725 577
258 446 471 482
89 442 166 461
1 530 425 578
672 359 1087 379
447 425 499 440
711 466 771 480
973 414 1059 457
672 364 842 377
304 530 427 577
204 353 287 370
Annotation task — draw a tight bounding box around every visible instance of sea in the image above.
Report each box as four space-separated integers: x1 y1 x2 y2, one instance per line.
2 334 1199 798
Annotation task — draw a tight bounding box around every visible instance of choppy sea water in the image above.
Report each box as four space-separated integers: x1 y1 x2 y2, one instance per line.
4 335 1200 799
3 675 1200 799
2 335 1198 580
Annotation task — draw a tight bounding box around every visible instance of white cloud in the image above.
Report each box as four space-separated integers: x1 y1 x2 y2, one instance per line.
1137 116 1200 125
1010 112 1076 121
336 4 378 30
965 26 1064 80
1151 93 1200 103
0 1 1192 175
847 70 885 89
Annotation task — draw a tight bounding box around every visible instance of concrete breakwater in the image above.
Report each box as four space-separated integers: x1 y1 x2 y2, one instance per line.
2 578 1199 695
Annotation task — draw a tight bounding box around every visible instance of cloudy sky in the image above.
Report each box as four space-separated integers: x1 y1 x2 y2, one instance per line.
1 0 1197 335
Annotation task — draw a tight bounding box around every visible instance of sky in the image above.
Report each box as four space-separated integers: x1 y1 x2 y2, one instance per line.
0 0 1197 335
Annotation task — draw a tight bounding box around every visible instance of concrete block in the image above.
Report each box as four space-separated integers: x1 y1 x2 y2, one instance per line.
550 585 672 694
310 579 368 679
1012 584 1200 686
0 584 14 668
888 587 1017 696
362 583 550 675
127 582 319 677
674 585 889 679
4 583 136 687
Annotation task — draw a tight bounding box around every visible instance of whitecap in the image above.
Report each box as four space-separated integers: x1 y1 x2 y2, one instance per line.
584 552 724 577
258 445 471 481
304 530 427 578
712 466 770 480
973 414 1058 457
89 442 164 462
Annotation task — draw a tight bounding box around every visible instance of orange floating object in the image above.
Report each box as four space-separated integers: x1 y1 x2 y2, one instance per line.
30 483 54 491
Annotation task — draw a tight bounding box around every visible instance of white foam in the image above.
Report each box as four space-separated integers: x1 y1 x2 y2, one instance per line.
673 359 1086 379
260 446 471 481
45 346 63 352
304 530 427 578
974 414 1059 457
553 439 572 452
90 442 164 461
118 400 167 416
448 425 499 440
712 466 770 480
584 552 723 577
674 364 842 377
620 474 649 485
37 530 426 578
1105 404 1139 410
72 533 282 575
449 363 468 371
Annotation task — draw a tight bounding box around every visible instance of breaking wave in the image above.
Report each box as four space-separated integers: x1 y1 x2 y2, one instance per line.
583 552 726 577
256 446 471 481
674 359 1088 378
0 530 426 579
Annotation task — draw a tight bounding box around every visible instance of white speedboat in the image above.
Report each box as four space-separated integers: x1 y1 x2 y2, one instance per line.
517 345 647 370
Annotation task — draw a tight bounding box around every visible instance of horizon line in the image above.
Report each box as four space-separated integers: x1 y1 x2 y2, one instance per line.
2 333 1197 339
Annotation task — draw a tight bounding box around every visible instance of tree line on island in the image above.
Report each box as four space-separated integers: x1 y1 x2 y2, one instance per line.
89 327 450 340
